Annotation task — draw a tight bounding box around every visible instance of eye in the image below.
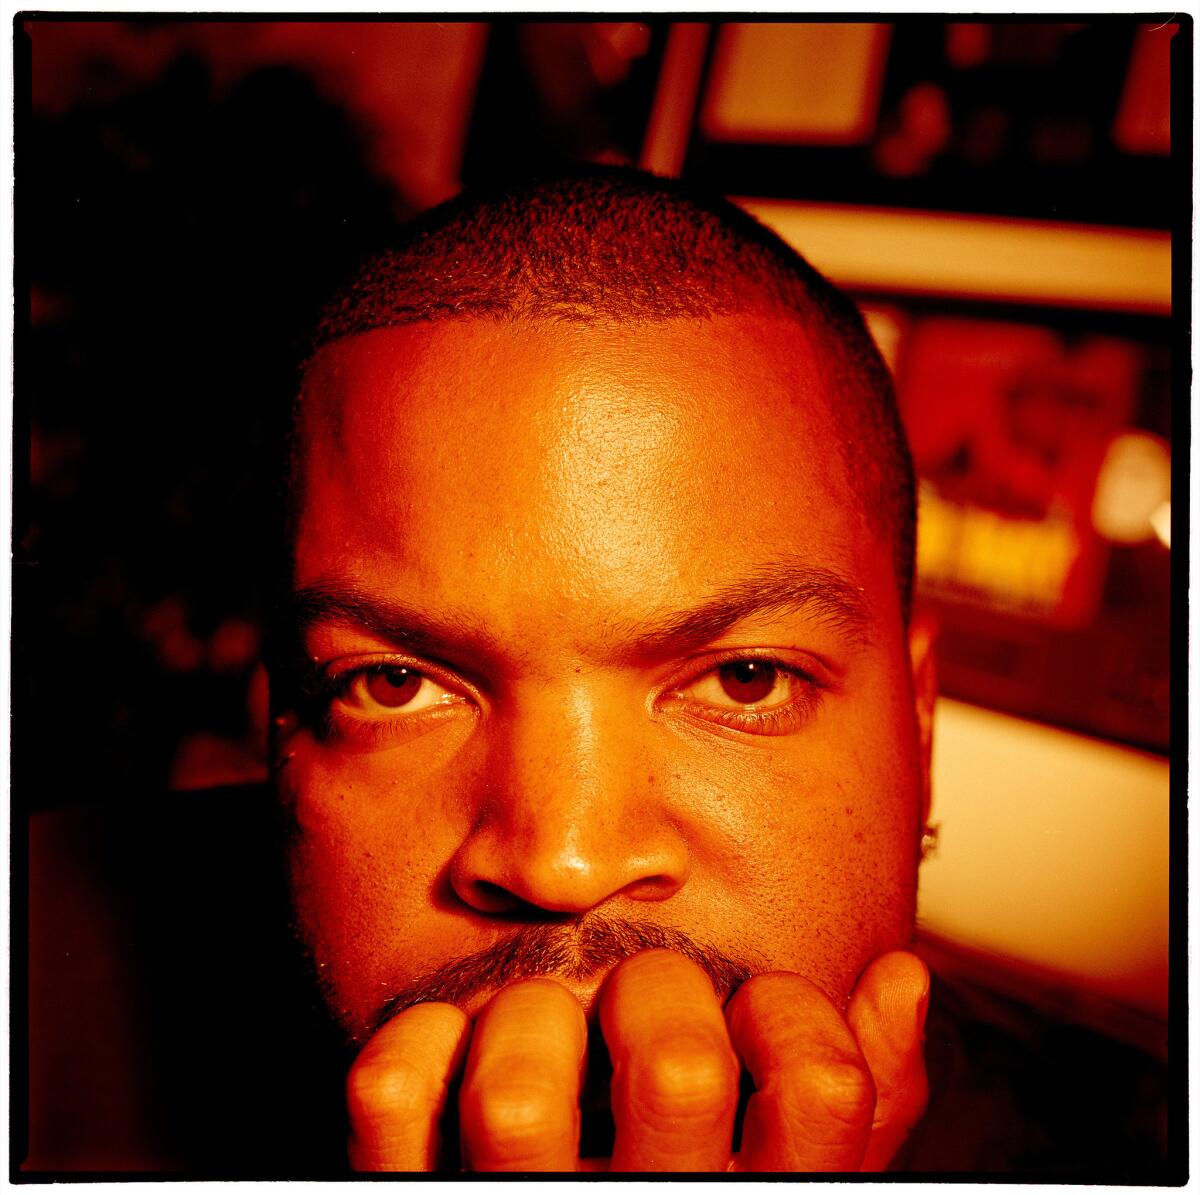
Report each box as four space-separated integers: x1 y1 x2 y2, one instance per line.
308 658 474 750
682 660 796 709
337 664 460 718
667 656 823 737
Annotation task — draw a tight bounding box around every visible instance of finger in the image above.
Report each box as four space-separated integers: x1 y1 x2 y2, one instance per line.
600 949 739 1172
346 1002 471 1171
458 978 587 1172
847 950 930 1172
725 972 875 1172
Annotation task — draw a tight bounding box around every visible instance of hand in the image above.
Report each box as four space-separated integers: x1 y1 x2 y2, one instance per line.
345 948 930 1172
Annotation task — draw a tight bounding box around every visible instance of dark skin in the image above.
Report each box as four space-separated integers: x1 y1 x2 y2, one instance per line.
276 313 936 1171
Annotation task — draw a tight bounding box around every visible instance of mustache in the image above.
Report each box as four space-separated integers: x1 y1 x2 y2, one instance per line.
370 915 759 1035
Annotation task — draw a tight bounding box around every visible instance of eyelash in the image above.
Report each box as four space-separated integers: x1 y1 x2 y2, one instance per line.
302 650 826 747
688 700 807 736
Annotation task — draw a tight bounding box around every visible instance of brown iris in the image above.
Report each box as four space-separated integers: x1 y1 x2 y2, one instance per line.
717 660 778 705
364 666 424 708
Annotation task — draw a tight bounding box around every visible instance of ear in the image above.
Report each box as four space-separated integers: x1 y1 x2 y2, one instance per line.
907 606 938 827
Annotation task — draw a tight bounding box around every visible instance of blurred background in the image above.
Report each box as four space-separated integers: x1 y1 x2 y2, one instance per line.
16 17 1178 1058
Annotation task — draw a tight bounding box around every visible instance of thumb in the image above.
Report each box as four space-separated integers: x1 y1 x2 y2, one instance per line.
846 950 930 1172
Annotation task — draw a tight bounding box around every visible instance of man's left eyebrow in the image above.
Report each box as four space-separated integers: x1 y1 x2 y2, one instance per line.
620 563 874 654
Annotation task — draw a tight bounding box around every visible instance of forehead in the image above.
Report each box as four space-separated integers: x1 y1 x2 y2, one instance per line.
294 315 887 633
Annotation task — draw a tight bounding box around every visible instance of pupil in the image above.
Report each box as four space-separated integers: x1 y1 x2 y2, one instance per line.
718 661 777 705
365 666 422 707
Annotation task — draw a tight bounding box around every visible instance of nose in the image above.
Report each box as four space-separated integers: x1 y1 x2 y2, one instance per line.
449 681 690 916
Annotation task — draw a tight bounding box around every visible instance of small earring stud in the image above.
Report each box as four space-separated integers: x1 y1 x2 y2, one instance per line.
920 822 940 860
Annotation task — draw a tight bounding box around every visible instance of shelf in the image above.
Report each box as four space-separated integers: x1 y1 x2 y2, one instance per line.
738 198 1172 315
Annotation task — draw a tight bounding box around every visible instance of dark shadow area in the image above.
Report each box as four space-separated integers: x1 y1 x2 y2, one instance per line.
19 49 402 812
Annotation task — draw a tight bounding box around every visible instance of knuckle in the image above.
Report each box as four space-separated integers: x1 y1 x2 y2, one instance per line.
799 1057 876 1128
632 1039 739 1125
346 1055 432 1127
459 1078 570 1154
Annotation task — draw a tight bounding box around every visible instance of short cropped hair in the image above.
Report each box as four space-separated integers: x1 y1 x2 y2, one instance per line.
300 166 916 618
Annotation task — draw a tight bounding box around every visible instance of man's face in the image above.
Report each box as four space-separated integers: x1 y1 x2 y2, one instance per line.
278 313 930 1043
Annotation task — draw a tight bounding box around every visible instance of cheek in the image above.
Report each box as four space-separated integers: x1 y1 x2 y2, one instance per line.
792 747 919 999
659 694 920 1003
279 743 467 1030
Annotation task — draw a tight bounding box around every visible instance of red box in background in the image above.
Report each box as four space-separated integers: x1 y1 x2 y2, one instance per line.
891 313 1170 751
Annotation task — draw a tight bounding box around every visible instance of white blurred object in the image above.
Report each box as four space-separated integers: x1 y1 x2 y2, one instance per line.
1091 430 1171 545
918 698 1169 1018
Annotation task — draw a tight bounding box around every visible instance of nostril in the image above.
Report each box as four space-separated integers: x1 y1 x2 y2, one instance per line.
618 873 683 902
467 879 521 914
466 880 582 923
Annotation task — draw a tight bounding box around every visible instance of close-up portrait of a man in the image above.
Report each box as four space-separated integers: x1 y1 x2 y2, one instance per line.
15 16 1181 1180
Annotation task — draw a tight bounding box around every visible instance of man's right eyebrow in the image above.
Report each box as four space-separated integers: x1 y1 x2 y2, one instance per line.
286 582 494 659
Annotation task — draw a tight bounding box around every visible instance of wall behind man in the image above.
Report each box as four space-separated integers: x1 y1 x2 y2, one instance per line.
922 698 1169 1024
